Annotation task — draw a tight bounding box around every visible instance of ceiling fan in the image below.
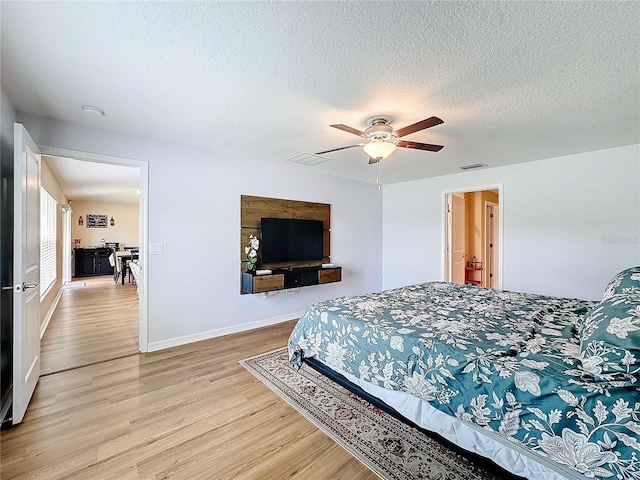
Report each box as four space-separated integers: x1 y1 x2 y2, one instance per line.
316 115 444 164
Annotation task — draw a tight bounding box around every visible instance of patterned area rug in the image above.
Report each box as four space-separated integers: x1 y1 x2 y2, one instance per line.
240 348 512 480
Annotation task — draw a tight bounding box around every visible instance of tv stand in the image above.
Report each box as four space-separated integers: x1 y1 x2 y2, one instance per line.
241 265 341 294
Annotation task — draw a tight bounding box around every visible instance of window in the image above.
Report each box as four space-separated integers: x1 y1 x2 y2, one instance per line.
40 187 57 298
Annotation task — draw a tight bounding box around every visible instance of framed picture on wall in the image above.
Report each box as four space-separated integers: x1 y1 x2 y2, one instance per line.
86 214 108 228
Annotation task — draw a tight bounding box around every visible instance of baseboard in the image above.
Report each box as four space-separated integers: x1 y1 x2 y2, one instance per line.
41 287 64 339
146 311 304 352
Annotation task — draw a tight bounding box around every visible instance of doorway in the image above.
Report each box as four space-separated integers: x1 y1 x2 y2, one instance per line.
61 204 72 284
444 187 502 288
39 153 145 374
9 126 149 425
40 147 148 353
1 148 14 426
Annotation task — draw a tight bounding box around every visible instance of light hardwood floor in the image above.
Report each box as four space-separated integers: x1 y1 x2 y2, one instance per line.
41 276 139 375
1 281 375 479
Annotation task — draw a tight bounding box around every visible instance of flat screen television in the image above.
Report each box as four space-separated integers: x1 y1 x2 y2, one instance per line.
260 217 324 264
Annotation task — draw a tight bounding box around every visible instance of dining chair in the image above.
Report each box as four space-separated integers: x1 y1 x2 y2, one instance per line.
108 248 122 283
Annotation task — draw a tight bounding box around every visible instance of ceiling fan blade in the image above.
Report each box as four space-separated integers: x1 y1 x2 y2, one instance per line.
314 144 362 155
397 140 444 152
394 117 444 138
330 124 368 137
368 157 380 165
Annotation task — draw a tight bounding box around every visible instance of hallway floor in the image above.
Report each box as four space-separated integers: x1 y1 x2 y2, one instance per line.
40 275 138 375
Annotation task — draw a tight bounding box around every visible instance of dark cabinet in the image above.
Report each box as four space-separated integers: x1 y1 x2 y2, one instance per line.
97 249 112 273
74 248 115 277
242 266 341 294
76 250 96 276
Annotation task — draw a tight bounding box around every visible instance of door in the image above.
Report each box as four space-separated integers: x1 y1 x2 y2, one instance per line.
97 249 114 275
13 123 41 425
486 202 499 289
450 194 466 284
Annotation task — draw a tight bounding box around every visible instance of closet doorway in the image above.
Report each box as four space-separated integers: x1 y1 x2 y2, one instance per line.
444 187 502 289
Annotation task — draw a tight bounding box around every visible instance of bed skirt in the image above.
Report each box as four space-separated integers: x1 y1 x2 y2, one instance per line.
309 357 589 480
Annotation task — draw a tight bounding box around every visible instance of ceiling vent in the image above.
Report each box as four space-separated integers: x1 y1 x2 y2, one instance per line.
286 152 332 166
459 163 487 171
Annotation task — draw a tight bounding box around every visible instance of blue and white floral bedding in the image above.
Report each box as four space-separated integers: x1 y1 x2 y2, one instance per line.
288 281 640 480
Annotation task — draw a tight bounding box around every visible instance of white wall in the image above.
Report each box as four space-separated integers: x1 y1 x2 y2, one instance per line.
383 145 640 301
17 113 383 349
40 158 69 324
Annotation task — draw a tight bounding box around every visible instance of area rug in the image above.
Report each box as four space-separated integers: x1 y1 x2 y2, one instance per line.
240 347 513 480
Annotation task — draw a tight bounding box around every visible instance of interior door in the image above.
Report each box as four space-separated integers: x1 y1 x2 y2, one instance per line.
450 194 466 284
13 123 41 425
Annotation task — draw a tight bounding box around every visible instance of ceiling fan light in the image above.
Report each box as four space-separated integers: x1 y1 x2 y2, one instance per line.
362 140 397 160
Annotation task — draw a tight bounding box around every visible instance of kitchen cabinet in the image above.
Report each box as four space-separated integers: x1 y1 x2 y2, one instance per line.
74 248 114 277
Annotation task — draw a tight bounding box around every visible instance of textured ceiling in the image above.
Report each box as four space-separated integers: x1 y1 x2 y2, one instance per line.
2 1 639 194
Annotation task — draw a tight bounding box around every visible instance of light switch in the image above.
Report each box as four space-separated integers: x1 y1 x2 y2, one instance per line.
150 243 163 255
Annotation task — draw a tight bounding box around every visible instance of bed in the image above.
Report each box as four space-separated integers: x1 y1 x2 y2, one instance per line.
288 267 640 480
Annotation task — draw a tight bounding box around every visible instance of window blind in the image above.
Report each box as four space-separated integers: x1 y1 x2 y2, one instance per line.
40 188 57 298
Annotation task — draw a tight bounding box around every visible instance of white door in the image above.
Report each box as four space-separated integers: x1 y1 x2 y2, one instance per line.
13 123 41 425
450 194 466 284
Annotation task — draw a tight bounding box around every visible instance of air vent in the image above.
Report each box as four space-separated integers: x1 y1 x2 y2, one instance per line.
459 163 487 171
286 152 332 166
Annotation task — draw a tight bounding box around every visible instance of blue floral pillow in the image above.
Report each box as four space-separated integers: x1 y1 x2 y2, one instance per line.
602 266 640 301
578 294 640 387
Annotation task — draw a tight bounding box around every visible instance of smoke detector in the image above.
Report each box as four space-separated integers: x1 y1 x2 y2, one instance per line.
81 105 105 117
